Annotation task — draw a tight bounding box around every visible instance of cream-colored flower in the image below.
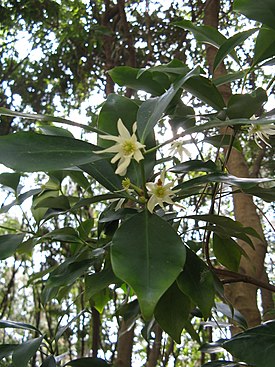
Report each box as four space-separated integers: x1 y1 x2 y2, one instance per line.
249 123 275 148
169 140 191 160
146 171 177 213
96 119 146 176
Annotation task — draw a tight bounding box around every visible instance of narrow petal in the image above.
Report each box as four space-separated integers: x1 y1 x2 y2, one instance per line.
99 134 121 143
133 149 144 162
115 157 131 176
96 145 120 154
147 195 158 213
117 119 131 139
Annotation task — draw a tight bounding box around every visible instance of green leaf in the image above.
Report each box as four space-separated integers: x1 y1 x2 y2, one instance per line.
213 70 247 86
253 27 275 66
12 336 43 367
0 132 100 172
223 321 275 367
41 227 82 243
137 66 200 143
177 248 215 318
0 172 21 192
0 188 41 214
91 288 111 313
109 66 167 95
33 195 71 210
168 100 196 131
0 320 41 334
184 76 226 111
85 268 118 300
170 160 219 173
39 125 74 138
55 311 84 342
204 135 241 151
227 88 268 119
215 303 247 330
111 211 186 320
214 28 258 70
234 0 275 30
41 355 56 367
213 233 242 271
174 20 228 48
154 282 191 343
201 359 241 366
0 233 25 259
0 344 18 360
64 357 110 367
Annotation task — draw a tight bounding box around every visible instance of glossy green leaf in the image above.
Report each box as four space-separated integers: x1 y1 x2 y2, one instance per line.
64 357 110 367
0 233 25 259
213 233 242 271
0 172 21 191
12 336 43 367
170 160 219 173
184 76 226 111
0 320 41 334
174 172 274 191
177 248 215 318
214 28 258 70
31 190 59 224
0 132 100 172
33 195 70 210
223 321 275 367
0 344 18 360
91 288 111 313
111 211 186 320
137 66 200 143
154 282 191 343
41 227 82 243
174 20 228 48
41 355 56 367
253 27 275 66
213 70 247 86
241 185 275 202
109 66 166 95
39 125 74 138
234 0 275 30
168 100 196 131
85 268 118 300
201 361 242 367
227 88 267 119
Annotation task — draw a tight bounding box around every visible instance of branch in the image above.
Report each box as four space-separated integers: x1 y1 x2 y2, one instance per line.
214 268 275 293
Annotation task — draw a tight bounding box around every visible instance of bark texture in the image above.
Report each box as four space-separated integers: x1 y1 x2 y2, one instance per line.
203 0 273 327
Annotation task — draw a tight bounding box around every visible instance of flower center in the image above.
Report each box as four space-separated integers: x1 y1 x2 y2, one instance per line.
154 186 166 198
122 140 136 156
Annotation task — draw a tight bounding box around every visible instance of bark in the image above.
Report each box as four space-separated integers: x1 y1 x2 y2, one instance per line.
203 0 273 327
115 319 135 367
146 324 163 367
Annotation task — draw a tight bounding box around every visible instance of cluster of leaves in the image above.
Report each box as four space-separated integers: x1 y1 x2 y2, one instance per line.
0 0 275 366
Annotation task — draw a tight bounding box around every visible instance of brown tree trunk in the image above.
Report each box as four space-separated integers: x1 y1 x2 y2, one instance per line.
203 0 273 327
115 319 135 367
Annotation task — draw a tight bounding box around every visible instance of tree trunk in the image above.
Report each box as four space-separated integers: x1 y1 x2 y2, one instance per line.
203 0 273 327
115 320 135 367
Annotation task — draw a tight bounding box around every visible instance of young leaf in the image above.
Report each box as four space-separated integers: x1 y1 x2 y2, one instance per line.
12 336 44 367
0 132 100 172
111 211 186 320
154 282 191 343
223 321 275 367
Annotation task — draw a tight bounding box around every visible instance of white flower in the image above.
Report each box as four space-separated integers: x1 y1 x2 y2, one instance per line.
249 123 275 148
146 171 177 213
169 140 191 160
96 119 146 176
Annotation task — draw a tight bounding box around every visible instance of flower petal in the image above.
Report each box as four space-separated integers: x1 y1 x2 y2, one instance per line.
117 119 131 139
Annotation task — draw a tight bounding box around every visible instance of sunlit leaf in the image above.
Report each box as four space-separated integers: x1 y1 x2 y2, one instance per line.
213 233 242 271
